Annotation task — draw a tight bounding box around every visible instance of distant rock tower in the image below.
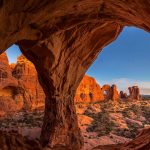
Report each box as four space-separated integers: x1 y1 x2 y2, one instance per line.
120 91 128 99
128 86 140 100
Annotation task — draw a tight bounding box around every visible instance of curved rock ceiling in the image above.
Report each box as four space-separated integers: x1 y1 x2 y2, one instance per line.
0 0 150 149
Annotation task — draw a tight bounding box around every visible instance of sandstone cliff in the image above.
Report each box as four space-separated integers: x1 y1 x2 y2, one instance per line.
0 53 23 115
75 75 104 103
12 55 45 109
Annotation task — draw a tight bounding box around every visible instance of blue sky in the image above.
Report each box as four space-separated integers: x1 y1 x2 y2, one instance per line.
6 44 21 63
5 27 150 94
86 27 150 94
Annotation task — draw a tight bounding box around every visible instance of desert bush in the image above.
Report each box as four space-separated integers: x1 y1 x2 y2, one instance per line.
86 111 116 136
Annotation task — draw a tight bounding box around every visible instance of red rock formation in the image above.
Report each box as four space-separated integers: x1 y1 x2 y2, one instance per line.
0 1 150 149
0 53 18 89
0 53 23 115
120 91 128 99
128 86 140 100
112 84 119 101
102 84 119 101
0 53 106 111
12 55 45 110
102 84 112 100
75 75 104 103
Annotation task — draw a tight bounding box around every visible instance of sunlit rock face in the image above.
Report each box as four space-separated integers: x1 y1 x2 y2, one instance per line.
101 84 119 101
0 54 106 110
12 55 45 109
0 53 23 115
75 75 104 103
0 53 18 88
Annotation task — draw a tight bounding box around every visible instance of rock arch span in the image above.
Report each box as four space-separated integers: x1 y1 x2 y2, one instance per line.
0 1 150 149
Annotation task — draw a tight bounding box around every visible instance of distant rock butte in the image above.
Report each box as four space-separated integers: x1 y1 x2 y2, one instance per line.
128 86 141 100
120 91 128 99
0 53 141 113
75 75 104 102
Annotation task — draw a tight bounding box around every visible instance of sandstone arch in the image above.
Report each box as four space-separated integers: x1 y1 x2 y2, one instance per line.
0 1 150 149
102 84 112 100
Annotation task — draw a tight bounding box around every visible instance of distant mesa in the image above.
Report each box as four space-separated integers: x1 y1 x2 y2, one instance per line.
0 52 141 115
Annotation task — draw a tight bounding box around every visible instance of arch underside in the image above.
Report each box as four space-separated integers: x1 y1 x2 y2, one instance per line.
0 0 150 149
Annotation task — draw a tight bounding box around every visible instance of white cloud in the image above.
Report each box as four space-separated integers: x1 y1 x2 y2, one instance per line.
97 78 150 95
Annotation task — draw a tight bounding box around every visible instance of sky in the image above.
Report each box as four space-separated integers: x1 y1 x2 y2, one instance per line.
5 27 150 94
6 44 21 63
86 27 150 94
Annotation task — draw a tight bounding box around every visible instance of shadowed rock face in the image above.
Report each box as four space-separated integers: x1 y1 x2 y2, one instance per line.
120 91 128 99
128 86 141 100
0 0 150 149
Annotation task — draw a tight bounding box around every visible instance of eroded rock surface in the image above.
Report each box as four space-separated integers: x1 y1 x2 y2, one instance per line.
102 84 119 101
0 53 23 115
75 75 104 103
12 55 45 109
128 86 141 100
